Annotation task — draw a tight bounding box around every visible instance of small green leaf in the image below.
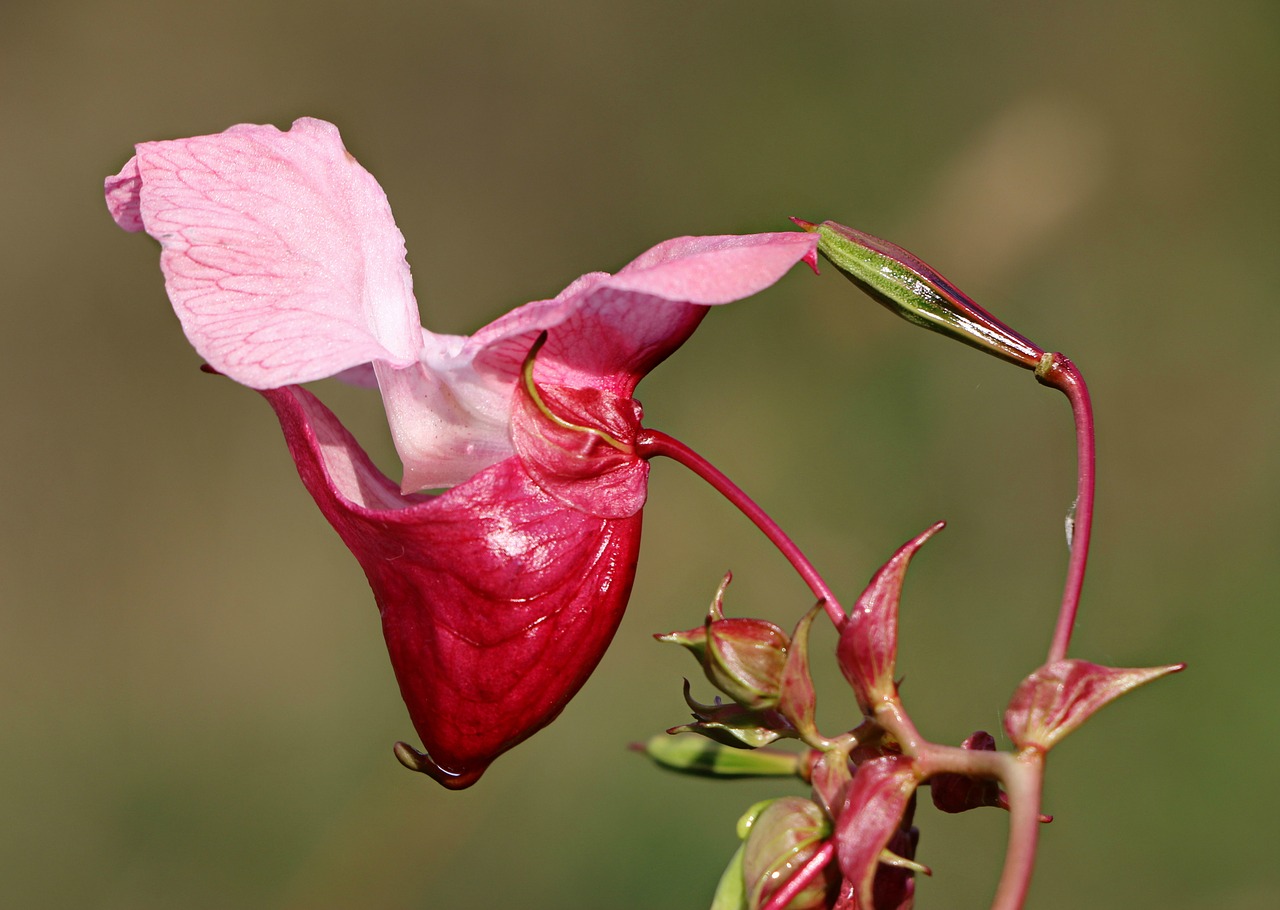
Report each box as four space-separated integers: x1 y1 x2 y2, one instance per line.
639 734 801 777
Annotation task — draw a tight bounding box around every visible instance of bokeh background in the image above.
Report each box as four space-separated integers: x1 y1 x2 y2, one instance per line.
3 1 1276 907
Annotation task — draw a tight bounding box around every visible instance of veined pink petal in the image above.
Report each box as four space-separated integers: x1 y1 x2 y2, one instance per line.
466 232 819 396
105 118 422 388
261 383 642 788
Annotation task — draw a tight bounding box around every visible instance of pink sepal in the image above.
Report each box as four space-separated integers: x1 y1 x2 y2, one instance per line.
838 523 944 715
834 755 922 909
1003 658 1184 752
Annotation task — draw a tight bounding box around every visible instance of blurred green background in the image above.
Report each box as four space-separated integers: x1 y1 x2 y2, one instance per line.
2 1 1276 907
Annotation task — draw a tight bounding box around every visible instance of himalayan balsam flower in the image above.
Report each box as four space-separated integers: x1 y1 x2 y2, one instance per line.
105 117 817 788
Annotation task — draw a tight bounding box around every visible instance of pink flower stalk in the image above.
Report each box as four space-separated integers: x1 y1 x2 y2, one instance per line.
105 117 817 788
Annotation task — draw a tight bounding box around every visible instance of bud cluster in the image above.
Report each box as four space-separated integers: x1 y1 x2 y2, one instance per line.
646 527 1179 910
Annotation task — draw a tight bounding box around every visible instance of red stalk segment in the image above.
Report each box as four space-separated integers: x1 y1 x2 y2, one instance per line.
637 429 846 628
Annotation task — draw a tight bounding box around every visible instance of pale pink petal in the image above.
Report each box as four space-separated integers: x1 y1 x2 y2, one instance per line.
609 232 821 304
375 352 515 493
107 118 422 388
104 157 144 232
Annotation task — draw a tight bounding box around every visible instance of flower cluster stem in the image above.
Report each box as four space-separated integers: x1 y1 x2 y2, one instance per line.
989 752 1046 910
637 429 846 628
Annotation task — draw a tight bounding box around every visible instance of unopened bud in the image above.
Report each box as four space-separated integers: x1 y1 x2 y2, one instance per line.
740 797 836 910
669 680 794 749
657 574 790 709
635 734 802 778
794 218 1045 369
929 731 1005 814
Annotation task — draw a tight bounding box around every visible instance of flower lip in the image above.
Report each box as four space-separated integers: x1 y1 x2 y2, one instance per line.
260 382 645 788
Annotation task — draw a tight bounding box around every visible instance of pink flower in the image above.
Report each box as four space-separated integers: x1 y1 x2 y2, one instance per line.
105 117 817 788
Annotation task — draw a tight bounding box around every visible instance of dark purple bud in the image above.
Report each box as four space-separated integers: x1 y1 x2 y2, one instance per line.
929 731 1004 814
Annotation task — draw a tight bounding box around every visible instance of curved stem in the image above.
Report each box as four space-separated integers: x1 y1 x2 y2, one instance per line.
1035 355 1095 663
989 751 1045 910
637 429 846 628
873 698 925 757
761 841 837 910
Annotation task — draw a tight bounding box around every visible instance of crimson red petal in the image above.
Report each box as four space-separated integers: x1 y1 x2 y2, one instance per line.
262 385 642 788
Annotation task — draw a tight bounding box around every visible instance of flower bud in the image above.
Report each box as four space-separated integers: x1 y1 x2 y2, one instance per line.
740 797 836 910
635 734 802 778
657 574 790 709
929 731 1005 814
668 680 794 749
794 218 1045 369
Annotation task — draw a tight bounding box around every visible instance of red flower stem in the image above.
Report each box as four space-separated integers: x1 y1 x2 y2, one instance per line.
636 429 846 628
989 751 1046 910
1034 354 1096 663
760 840 837 910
